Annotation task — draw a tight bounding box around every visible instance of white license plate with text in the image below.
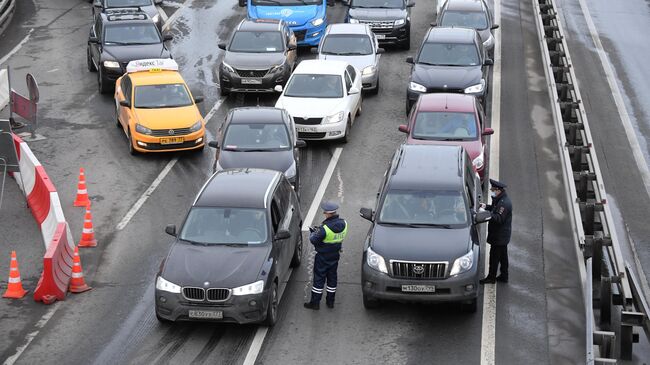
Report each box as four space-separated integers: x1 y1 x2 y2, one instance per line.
188 310 223 319
401 285 436 293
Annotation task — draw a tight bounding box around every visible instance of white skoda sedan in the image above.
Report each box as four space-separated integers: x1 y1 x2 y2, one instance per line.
274 60 363 143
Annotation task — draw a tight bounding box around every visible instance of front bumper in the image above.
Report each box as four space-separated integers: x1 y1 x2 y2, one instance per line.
155 288 270 324
291 22 327 47
220 67 291 93
361 261 479 304
101 64 125 82
361 72 379 90
132 129 205 153
295 118 347 141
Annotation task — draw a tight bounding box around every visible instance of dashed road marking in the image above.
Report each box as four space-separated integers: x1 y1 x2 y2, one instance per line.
2 303 60 365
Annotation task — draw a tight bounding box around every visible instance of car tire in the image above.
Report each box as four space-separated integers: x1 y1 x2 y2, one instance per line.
363 293 380 309
290 229 303 268
369 78 379 96
87 49 96 72
405 99 413 115
341 117 351 144
356 97 362 117
263 282 278 327
400 35 411 50
98 68 111 94
128 130 138 156
460 298 478 313
115 106 122 128
156 311 172 323
238 0 246 6
219 81 230 96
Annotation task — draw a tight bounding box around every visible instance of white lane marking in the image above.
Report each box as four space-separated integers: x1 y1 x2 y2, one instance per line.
3 303 60 365
162 0 193 31
480 0 501 363
0 29 34 66
575 0 650 200
242 147 344 365
156 5 169 23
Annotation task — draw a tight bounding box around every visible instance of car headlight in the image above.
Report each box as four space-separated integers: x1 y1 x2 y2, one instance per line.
322 111 344 124
232 280 265 296
189 120 203 132
135 123 152 135
156 276 181 293
408 81 427 93
473 149 484 170
464 80 485 94
394 18 406 26
269 64 285 74
362 65 377 76
152 14 160 23
284 161 297 180
311 18 324 26
221 61 235 74
349 18 359 24
449 250 474 276
366 247 388 274
103 61 121 68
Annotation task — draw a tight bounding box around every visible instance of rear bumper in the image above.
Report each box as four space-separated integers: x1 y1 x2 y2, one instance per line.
370 24 409 45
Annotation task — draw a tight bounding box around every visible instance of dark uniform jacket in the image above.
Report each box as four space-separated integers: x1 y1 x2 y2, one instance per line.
309 214 345 255
486 192 513 246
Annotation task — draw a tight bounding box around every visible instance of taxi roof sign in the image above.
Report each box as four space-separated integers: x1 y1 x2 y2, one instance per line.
126 59 179 73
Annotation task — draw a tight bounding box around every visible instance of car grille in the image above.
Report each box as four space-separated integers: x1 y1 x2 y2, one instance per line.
294 29 306 42
207 288 231 302
182 287 205 301
360 20 394 29
298 132 326 139
294 117 322 125
390 261 447 279
235 68 269 78
428 87 464 94
182 287 231 302
151 127 192 137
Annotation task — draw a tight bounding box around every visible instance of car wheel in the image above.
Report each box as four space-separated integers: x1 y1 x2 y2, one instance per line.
290 229 303 268
219 81 230 96
405 99 413 115
363 293 380 309
98 68 111 94
115 106 121 128
156 311 172 323
128 130 138 156
460 298 478 313
400 36 411 50
238 0 246 6
263 282 278 327
341 117 351 144
87 49 96 72
369 78 379 96
356 97 362 117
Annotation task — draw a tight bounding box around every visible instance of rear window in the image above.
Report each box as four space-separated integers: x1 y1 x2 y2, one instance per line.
440 10 488 30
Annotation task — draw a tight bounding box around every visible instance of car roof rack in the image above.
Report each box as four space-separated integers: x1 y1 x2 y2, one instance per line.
104 7 148 21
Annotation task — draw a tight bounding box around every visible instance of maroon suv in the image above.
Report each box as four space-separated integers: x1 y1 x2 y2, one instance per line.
399 93 493 180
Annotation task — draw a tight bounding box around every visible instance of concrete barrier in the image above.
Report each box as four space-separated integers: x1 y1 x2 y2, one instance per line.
33 223 74 304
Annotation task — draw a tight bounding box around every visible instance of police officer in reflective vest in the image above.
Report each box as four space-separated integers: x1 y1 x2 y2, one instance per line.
304 201 348 310
480 179 513 284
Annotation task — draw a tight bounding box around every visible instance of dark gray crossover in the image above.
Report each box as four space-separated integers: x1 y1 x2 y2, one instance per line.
345 0 415 50
218 18 298 95
405 27 492 113
359 144 490 312
209 107 306 191
155 169 303 325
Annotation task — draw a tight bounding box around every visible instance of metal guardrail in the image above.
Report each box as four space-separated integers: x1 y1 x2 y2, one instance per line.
0 0 16 35
531 0 650 363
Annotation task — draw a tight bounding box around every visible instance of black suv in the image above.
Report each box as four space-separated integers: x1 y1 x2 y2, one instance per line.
359 144 490 312
91 0 163 29
155 169 303 325
344 0 415 50
87 8 172 93
405 27 492 112
218 18 298 96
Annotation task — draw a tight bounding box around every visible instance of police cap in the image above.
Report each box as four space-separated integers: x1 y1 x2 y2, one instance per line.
489 179 507 190
321 201 339 213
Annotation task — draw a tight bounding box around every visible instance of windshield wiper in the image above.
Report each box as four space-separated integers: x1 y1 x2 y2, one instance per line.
256 0 282 4
238 148 274 152
441 138 466 141
181 238 209 246
407 223 453 229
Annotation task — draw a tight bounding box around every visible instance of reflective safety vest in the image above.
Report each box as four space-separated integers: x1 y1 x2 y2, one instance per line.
322 222 348 244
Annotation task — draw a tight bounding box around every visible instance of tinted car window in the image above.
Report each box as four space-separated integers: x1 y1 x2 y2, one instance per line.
180 207 268 244
418 42 480 66
350 0 403 8
229 31 284 53
134 84 193 108
284 74 343 98
412 112 478 140
379 190 468 226
321 34 373 55
440 11 488 30
223 123 291 151
106 0 151 6
104 24 160 44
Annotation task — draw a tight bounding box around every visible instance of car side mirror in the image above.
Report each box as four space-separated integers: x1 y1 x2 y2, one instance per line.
474 210 491 224
482 127 494 136
93 1 102 8
430 22 437 27
484 59 494 66
398 124 409 134
376 48 385 54
407 0 416 7
288 43 297 50
349 86 360 95
359 207 374 221
208 140 219 149
163 34 173 41
274 85 283 93
119 99 131 108
406 56 414 64
218 42 227 50
310 47 319 54
154 0 163 4
193 95 204 104
491 24 500 30
295 139 307 148
165 224 177 237
89 36 99 43
342 0 350 5
274 229 291 240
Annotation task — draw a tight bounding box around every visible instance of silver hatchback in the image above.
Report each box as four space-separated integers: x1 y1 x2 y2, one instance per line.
314 23 384 95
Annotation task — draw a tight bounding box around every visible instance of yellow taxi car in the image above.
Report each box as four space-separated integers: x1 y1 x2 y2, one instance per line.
114 59 205 154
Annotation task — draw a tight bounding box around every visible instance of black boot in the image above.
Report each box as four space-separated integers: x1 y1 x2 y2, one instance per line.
479 276 496 284
496 275 508 283
326 302 334 309
304 302 320 310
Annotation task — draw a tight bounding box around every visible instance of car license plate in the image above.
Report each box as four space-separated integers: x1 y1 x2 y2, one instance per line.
160 137 184 145
376 34 386 40
188 310 223 319
401 285 436 293
296 126 318 133
241 78 262 85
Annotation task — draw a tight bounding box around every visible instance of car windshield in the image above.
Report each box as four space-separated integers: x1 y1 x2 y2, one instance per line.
284 74 343 98
379 190 468 226
180 207 268 245
412 112 478 140
134 84 193 108
321 34 373 55
252 0 322 5
440 11 489 30
223 123 291 151
229 31 284 53
350 0 404 9
104 24 160 45
105 0 151 7
418 42 480 66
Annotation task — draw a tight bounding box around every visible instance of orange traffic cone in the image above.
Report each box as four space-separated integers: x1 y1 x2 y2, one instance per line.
69 247 91 293
78 203 97 248
73 167 90 207
3 251 28 299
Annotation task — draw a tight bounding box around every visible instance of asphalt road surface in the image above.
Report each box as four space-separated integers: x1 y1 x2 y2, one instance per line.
0 0 649 364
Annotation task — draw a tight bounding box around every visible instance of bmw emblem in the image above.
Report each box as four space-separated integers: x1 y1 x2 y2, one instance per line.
443 84 448 89
204 281 210 287
168 129 175 135
412 265 425 275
